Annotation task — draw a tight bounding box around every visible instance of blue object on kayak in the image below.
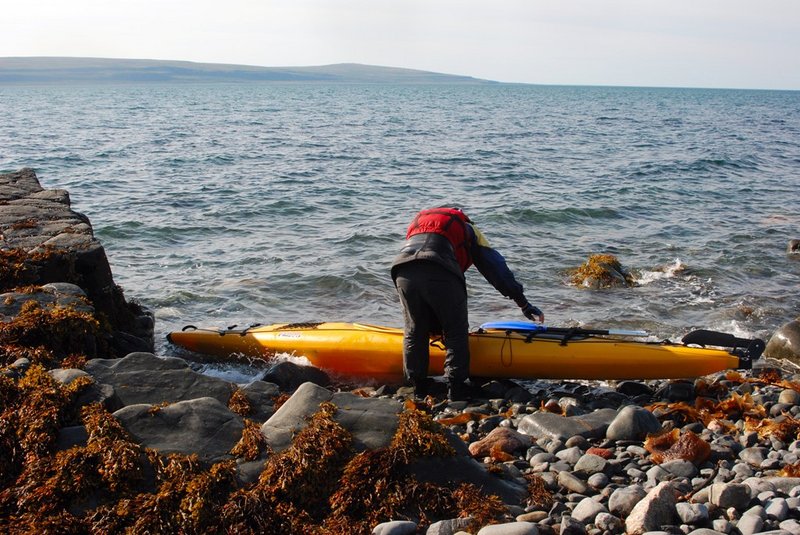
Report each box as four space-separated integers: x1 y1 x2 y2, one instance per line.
480 321 546 332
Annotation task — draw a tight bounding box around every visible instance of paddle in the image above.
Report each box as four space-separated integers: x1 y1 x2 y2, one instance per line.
479 321 648 337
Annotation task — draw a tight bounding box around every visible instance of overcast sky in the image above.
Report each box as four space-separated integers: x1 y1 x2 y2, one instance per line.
3 0 799 89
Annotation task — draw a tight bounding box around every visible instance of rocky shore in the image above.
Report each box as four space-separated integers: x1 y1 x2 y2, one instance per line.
2 168 800 535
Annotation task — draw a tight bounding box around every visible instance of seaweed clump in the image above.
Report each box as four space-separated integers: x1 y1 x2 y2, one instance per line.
570 253 634 288
644 428 711 465
0 299 105 368
1 380 509 533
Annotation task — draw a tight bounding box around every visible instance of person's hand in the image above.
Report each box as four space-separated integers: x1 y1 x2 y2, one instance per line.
521 302 544 323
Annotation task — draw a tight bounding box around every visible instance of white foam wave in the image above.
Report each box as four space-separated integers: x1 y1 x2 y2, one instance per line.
634 258 686 286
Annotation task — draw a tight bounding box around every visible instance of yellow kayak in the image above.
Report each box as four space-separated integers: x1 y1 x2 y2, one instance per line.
166 321 763 383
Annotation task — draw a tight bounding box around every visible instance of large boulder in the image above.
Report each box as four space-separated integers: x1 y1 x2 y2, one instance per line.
261 382 527 505
85 352 277 420
261 382 402 453
0 168 153 353
764 318 800 364
113 397 244 463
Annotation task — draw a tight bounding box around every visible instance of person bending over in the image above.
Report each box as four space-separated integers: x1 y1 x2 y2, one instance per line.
391 207 544 401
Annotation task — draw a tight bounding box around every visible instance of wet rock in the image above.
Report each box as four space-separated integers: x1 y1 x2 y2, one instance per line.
260 360 331 391
788 239 800 255
518 408 617 441
625 481 679 535
765 318 800 364
606 405 662 441
55 425 89 450
85 352 239 408
114 396 244 463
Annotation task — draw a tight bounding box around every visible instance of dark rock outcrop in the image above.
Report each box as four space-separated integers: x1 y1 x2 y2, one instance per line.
0 167 153 355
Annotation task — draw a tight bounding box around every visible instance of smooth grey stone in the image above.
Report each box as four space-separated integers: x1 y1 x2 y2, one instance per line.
606 405 661 441
557 446 584 465
48 368 90 385
739 447 769 467
559 516 586 535
587 472 609 489
661 459 699 479
735 514 763 535
595 512 623 532
518 409 617 442
558 471 590 494
609 484 647 517
778 519 800 535
425 517 474 535
571 497 608 524
765 498 790 521
708 483 752 510
477 522 538 535
676 502 709 525
574 454 609 475
372 520 417 535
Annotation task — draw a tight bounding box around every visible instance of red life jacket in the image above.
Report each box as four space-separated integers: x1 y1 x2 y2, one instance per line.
406 208 473 272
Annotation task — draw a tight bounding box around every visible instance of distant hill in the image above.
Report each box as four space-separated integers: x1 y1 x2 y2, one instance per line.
0 57 494 84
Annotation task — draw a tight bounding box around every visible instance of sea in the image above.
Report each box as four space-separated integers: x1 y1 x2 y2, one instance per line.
1 82 799 381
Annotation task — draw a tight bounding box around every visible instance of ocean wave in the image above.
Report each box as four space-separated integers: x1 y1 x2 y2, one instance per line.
633 258 686 286
498 206 625 225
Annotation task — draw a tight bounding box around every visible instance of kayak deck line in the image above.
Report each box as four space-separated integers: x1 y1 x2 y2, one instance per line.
167 321 765 382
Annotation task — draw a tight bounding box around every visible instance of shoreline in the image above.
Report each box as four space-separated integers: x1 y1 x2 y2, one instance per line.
2 168 800 534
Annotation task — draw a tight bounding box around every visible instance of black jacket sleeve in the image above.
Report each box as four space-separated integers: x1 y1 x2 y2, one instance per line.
467 223 527 306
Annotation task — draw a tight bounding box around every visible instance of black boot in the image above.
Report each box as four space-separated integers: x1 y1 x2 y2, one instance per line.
412 378 431 398
447 381 470 402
